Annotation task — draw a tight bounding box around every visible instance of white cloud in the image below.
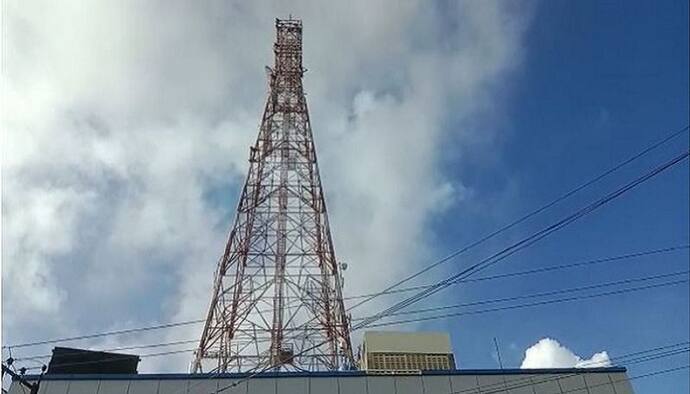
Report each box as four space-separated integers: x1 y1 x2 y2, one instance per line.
2 0 532 372
520 338 612 369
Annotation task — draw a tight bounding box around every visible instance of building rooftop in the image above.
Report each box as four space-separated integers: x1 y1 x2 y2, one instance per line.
22 367 627 380
13 367 634 394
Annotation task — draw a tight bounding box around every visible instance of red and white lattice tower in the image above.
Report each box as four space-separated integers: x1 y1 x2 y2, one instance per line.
191 18 354 373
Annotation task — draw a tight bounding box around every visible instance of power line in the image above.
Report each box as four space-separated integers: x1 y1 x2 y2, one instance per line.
344 244 689 301
211 150 689 391
13 339 202 362
466 350 690 394
6 130 688 352
209 266 689 392
348 125 689 312
449 342 690 394
210 339 690 394
352 270 689 321
23 348 194 371
6 243 682 355
363 278 688 328
2 320 206 350
8 243 686 356
244 247 690 320
14 337 279 364
2 118 688 390
19 279 688 377
18 341 687 393
6 148 689 383
354 150 690 330
17 339 686 394
237 246 690 320
457 363 690 394
562 366 690 394
12 266 686 364
19 336 287 372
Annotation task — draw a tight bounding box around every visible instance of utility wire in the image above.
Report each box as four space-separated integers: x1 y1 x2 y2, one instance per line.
5 122 690 394
17 344 684 390
7 144 690 387
555 366 690 394
351 270 689 321
454 352 690 394
344 244 689 300
15 337 279 364
455 363 690 394
19 279 688 374
188 257 690 393
448 341 690 394
6 126 689 353
348 125 689 312
213 149 690 392
2 320 205 350
11 149 690 382
363 278 688 328
12 265 687 364
210 340 690 394
230 247 690 320
234 246 690 321
185 342 690 394
19 342 687 394
212 262 689 391
23 348 194 371
9 244 687 358
13 339 202 362
354 150 690 330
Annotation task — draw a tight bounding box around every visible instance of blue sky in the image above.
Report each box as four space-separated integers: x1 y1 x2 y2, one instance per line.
423 1 689 392
2 1 688 392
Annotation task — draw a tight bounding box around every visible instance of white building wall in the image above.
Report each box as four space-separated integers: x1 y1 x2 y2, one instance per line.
10 371 635 394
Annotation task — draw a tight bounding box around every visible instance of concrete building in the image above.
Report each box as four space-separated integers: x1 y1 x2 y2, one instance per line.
8 333 636 393
11 368 634 393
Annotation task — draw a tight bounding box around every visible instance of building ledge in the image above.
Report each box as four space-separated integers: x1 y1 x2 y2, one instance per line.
18 366 627 381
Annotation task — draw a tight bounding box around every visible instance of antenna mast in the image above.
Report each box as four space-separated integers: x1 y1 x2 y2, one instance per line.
192 18 354 373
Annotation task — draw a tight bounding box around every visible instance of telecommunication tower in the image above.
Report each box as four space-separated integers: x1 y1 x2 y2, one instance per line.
192 18 354 373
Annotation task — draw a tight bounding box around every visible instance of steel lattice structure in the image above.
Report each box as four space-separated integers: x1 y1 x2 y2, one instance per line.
191 18 354 373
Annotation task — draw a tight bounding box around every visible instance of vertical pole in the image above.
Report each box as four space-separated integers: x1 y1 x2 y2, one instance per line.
493 337 504 369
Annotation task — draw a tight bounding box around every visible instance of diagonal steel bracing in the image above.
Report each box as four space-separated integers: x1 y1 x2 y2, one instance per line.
192 18 354 373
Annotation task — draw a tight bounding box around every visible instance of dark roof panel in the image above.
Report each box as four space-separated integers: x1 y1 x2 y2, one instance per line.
47 347 140 375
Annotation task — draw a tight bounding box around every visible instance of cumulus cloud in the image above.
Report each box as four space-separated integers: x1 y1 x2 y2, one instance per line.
520 338 612 369
2 0 532 371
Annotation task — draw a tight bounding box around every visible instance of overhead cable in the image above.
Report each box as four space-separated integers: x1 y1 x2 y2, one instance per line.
348 125 689 312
